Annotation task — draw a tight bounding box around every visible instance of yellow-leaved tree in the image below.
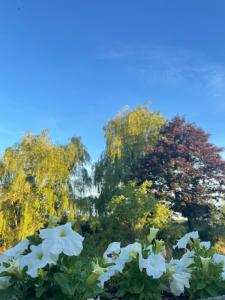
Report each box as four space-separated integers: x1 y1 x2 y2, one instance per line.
0 131 89 249
94 105 166 213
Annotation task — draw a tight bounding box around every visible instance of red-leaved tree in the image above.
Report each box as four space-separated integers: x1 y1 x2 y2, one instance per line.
133 117 225 231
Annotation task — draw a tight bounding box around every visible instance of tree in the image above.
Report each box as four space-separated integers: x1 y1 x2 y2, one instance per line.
79 176 172 257
109 181 155 241
133 117 225 231
94 105 165 213
0 131 89 248
111 181 171 240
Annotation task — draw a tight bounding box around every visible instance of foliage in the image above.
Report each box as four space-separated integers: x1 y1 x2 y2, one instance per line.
110 260 167 300
80 181 172 258
187 239 225 299
76 196 97 217
158 222 188 249
94 105 165 213
81 216 132 258
0 222 101 300
109 181 155 240
0 257 101 300
214 238 225 255
134 116 225 230
2 222 225 299
149 202 172 229
0 131 89 249
0 105 225 299
97 228 225 299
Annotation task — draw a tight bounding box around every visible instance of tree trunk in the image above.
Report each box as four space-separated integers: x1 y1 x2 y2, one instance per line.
187 215 194 231
186 205 194 231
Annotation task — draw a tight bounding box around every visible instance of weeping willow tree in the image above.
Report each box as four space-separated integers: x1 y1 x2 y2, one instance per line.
94 105 166 213
0 131 89 248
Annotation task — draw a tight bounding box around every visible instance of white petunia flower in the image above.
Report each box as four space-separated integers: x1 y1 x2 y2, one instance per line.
168 251 194 296
170 270 191 296
99 242 142 287
4 258 23 278
0 252 24 280
168 251 194 274
213 253 225 265
4 239 29 258
0 239 30 282
40 222 84 256
177 251 195 270
20 244 58 278
173 232 199 249
0 254 10 265
0 239 29 281
200 241 211 250
140 253 166 279
103 242 121 263
98 264 119 287
116 242 142 268
105 243 142 275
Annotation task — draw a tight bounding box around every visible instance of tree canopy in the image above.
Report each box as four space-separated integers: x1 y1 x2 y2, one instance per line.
0 105 225 255
0 131 89 248
94 105 165 213
133 117 225 230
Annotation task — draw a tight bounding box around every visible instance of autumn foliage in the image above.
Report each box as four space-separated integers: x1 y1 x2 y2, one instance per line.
133 117 225 230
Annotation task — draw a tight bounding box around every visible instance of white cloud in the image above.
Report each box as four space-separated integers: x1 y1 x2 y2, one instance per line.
100 45 225 102
142 46 225 98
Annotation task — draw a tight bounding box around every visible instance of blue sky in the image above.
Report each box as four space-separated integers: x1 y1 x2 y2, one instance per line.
0 0 225 161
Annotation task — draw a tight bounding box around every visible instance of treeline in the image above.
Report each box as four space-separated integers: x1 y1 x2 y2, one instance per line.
0 105 225 252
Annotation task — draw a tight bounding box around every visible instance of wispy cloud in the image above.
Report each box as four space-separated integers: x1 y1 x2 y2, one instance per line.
100 50 124 59
100 45 225 101
140 46 225 99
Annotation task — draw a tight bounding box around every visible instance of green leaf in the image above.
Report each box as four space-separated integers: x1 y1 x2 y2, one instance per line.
130 283 144 294
0 288 18 300
36 285 47 298
116 288 126 297
205 285 218 297
196 281 206 290
54 272 76 296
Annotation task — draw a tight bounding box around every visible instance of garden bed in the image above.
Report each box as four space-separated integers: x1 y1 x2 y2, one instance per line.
2 224 225 300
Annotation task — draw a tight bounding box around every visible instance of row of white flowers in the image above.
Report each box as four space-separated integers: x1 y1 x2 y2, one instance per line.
0 223 83 288
97 230 215 296
1 223 225 299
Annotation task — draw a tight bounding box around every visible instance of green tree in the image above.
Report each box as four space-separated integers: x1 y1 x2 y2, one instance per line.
109 180 171 242
94 105 165 213
0 131 89 248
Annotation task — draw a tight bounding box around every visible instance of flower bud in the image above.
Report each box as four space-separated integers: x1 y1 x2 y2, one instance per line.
147 227 159 244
